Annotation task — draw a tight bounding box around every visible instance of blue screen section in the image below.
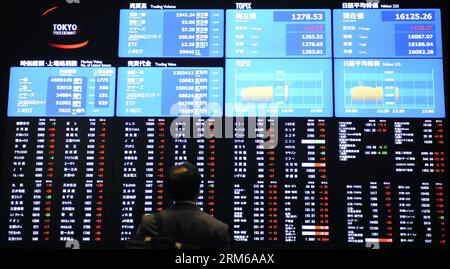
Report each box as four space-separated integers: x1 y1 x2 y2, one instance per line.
117 67 223 117
226 9 331 58
8 67 116 117
119 9 224 58
333 9 442 58
334 59 445 118
225 59 333 117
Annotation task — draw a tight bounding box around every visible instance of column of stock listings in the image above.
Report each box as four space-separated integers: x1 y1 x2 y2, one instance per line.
0 0 448 248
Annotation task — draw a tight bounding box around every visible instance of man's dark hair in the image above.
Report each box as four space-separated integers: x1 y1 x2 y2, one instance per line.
166 162 201 201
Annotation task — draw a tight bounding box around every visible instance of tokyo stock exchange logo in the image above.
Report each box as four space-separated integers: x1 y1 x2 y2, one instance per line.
41 3 90 50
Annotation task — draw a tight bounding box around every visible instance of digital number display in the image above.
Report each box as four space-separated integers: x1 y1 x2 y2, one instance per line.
334 9 442 58
226 9 331 58
8 67 116 117
119 9 224 58
116 67 223 117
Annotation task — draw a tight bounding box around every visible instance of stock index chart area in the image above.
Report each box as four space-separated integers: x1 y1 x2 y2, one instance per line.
0 0 448 250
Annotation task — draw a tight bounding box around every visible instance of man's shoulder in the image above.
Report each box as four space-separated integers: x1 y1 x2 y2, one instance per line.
193 212 230 246
166 205 229 231
140 208 230 248
142 213 157 222
142 213 156 221
195 211 229 231
140 213 159 229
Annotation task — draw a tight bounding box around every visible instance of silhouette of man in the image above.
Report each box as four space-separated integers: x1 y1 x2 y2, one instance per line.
128 162 229 249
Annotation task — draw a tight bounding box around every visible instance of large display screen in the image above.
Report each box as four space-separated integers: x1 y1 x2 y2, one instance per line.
0 0 448 249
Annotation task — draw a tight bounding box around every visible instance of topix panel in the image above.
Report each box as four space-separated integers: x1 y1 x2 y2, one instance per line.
226 9 332 58
225 58 333 117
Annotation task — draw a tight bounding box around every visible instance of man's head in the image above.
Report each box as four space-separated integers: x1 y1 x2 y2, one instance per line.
166 162 201 201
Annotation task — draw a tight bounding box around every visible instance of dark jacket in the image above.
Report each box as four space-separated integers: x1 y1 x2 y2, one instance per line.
133 202 230 249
